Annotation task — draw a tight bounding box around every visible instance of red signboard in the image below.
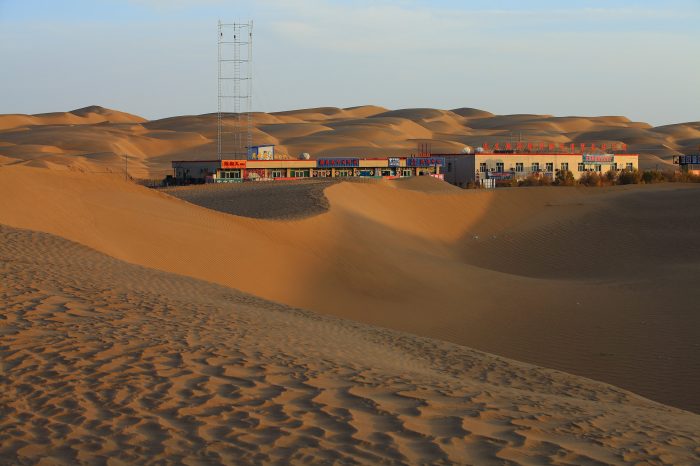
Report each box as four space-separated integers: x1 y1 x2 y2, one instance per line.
478 142 629 153
222 160 246 169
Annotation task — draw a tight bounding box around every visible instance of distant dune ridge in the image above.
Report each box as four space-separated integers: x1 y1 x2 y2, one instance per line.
1 105 699 178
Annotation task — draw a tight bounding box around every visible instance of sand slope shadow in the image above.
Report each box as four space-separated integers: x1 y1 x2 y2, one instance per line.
1 224 699 465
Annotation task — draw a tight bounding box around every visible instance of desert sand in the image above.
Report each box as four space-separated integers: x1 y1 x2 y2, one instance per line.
1 163 700 464
2 166 699 413
1 105 698 179
1 102 700 464
2 219 700 464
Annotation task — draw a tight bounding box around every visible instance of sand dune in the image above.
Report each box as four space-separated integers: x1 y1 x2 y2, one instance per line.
272 105 388 121
0 105 145 131
2 164 700 463
1 105 696 177
2 224 699 465
1 166 699 416
450 107 495 119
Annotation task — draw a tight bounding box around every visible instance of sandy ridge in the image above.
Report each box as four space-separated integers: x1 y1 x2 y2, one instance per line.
1 105 698 177
0 166 699 413
2 224 699 465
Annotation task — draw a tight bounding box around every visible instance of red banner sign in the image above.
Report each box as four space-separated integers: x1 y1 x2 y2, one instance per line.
481 142 629 153
222 160 246 169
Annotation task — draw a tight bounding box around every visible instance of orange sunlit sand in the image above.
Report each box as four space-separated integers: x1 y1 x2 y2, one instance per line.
1 105 699 178
1 159 699 463
2 2 700 459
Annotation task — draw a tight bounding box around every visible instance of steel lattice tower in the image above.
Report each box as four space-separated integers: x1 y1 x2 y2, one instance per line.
217 20 253 160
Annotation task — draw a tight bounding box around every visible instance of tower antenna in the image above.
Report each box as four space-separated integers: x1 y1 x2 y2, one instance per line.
217 20 253 160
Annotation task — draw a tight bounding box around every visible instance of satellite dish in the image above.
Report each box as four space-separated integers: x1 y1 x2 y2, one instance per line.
476 147 485 153
462 146 474 154
300 152 311 160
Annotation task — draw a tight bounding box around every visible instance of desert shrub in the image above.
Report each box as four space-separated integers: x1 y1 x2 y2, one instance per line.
641 170 666 184
668 170 700 183
518 172 552 187
553 169 575 186
578 171 603 187
634 169 700 184
518 174 537 186
495 178 518 188
617 169 641 185
667 171 684 182
604 170 618 185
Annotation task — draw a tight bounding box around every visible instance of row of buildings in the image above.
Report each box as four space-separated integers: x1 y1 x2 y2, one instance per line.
171 144 641 188
172 155 446 183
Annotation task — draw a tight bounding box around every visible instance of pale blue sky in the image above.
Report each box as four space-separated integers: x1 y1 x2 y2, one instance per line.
1 0 698 125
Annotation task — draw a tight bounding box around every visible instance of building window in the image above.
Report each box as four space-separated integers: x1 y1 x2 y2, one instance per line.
496 162 504 172
531 162 540 172
626 163 633 170
595 164 602 172
222 170 241 179
515 162 524 172
479 162 487 173
612 163 618 171
561 162 569 172
402 169 412 177
578 163 585 172
271 169 283 178
546 162 554 172
447 162 453 172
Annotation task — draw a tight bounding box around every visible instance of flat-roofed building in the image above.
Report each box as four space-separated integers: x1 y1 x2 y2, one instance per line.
442 152 639 187
676 154 700 177
170 157 445 184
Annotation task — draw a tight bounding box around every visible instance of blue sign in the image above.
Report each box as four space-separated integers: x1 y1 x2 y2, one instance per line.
406 157 444 167
679 155 700 165
317 158 359 168
388 157 401 167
